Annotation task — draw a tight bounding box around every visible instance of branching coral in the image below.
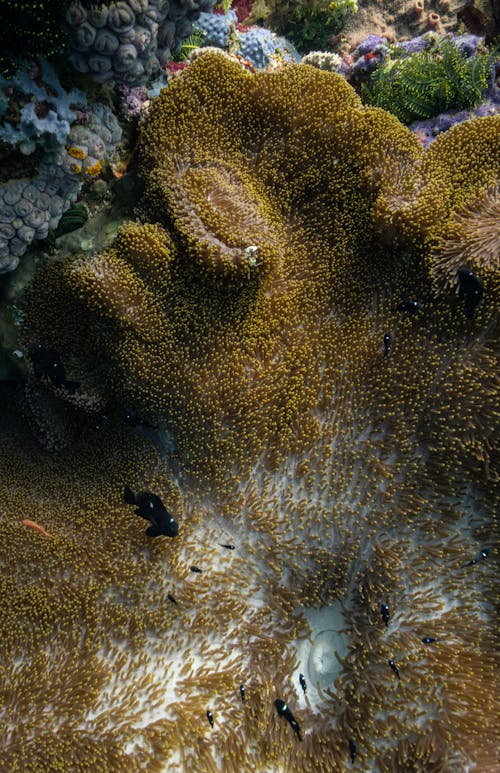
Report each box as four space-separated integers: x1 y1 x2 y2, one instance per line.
11 54 500 770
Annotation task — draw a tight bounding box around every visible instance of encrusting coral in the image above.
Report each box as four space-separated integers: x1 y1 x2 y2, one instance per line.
4 54 499 770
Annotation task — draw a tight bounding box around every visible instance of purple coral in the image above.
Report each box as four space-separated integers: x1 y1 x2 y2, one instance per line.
117 83 149 119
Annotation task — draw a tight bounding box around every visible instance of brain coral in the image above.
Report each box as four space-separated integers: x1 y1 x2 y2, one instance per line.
11 54 500 770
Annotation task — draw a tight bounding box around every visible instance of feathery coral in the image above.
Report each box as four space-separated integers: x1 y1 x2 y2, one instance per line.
361 38 495 125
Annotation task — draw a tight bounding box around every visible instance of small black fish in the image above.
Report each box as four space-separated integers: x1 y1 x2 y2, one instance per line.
220 543 236 550
190 565 202 573
240 684 246 702
206 710 214 727
275 699 302 741
388 659 400 679
167 594 177 605
392 300 422 314
383 333 392 356
458 268 483 319
463 547 489 567
123 485 179 538
422 636 438 644
349 738 357 764
299 673 307 694
380 603 390 626
28 343 80 394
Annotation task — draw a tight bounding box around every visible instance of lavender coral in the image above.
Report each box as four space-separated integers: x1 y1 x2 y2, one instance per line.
11 54 500 770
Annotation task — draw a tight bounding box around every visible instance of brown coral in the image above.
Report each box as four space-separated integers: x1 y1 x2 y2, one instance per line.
430 182 500 295
9 54 500 770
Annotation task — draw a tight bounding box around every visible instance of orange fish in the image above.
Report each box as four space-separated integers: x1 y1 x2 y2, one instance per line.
21 519 52 537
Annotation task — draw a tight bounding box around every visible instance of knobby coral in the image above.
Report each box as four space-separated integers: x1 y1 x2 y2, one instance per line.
5 54 500 770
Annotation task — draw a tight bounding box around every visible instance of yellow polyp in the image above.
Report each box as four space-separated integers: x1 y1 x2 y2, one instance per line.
84 160 103 177
69 163 82 174
67 146 86 160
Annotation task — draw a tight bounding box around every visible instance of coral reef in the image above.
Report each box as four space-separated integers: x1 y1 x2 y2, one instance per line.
193 9 299 68
361 35 496 124
334 33 499 144
3 54 499 771
195 9 239 48
300 50 343 71
0 61 121 272
65 0 216 83
246 0 358 53
340 0 465 48
0 60 86 153
457 0 500 44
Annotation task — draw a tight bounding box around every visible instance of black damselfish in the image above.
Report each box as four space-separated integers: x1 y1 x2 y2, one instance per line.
388 659 400 679
275 699 302 741
463 547 489 567
123 486 179 538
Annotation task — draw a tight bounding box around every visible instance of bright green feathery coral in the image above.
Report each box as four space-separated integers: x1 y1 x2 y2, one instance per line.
8 54 500 770
361 38 496 125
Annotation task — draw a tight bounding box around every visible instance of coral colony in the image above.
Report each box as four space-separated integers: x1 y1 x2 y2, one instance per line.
0 1 498 771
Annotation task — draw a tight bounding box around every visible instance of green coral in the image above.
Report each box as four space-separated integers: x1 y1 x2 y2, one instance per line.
174 29 207 62
362 38 496 125
248 0 357 53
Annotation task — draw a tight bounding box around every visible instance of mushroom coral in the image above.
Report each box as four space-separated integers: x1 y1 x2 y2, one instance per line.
10 54 500 770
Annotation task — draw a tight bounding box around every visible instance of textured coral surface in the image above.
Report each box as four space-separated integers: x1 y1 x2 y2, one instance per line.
2 55 499 771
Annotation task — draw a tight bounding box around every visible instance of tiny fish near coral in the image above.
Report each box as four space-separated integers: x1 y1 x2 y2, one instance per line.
21 519 52 537
123 485 179 537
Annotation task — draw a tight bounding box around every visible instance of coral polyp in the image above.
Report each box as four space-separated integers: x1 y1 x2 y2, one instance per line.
4 53 499 770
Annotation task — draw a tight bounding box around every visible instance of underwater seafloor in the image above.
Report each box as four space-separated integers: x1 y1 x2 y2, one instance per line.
0 1 499 771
